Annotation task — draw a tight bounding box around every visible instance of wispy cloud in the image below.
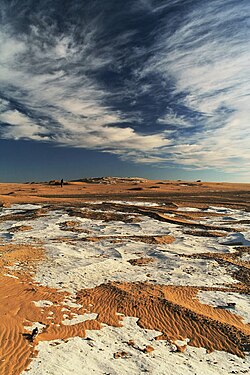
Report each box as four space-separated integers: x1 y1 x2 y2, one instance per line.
142 0 250 173
157 111 191 128
0 109 47 140
0 5 169 156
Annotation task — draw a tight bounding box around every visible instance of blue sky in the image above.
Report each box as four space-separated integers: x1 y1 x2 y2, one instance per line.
0 0 249 182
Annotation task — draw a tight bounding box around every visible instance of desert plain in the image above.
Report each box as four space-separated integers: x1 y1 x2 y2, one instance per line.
0 178 250 375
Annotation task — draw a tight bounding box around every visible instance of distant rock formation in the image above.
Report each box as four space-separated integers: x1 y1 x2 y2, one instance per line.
48 180 68 185
71 176 148 184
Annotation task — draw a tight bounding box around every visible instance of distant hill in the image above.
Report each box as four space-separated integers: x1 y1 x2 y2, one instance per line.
70 176 148 184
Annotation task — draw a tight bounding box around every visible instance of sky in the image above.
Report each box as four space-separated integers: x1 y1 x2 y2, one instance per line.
0 0 249 182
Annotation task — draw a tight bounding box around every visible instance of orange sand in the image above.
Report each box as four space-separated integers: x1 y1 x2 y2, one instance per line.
0 180 250 211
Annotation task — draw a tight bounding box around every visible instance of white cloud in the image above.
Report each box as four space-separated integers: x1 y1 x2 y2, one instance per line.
0 23 169 154
157 111 191 128
0 30 26 64
143 0 250 173
0 98 9 112
0 110 48 140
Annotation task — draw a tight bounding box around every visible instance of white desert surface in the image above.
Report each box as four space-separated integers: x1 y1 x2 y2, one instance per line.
0 179 249 375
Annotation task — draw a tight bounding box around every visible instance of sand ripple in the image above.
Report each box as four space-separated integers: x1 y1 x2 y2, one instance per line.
76 282 250 357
